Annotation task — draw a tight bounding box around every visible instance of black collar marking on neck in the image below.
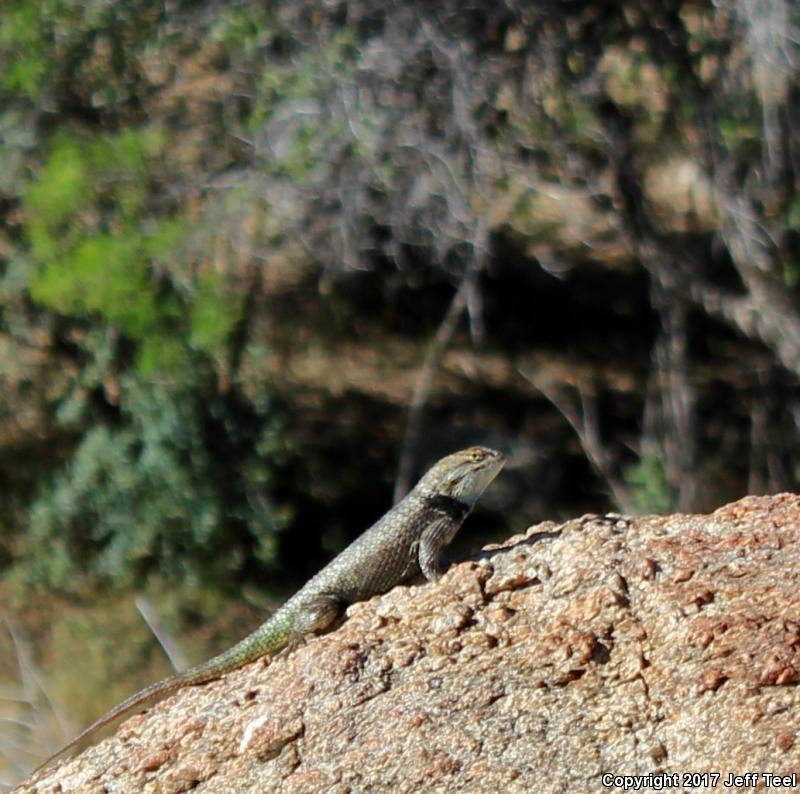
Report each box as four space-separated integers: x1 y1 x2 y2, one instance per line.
423 493 470 522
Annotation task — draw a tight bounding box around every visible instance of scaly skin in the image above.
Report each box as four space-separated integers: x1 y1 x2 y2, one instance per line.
32 446 505 774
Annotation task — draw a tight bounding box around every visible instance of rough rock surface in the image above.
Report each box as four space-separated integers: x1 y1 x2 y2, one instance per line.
19 494 800 793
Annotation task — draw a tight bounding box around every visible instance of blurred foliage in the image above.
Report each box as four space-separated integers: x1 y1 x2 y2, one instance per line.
1 0 165 101
0 0 799 720
1 113 288 595
22 129 248 373
16 375 288 594
25 131 188 372
624 453 673 516
0 3 291 595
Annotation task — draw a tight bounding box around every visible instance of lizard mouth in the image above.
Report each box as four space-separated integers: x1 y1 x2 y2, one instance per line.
456 447 505 505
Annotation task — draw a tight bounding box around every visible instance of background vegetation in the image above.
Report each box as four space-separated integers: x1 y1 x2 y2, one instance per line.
1 0 799 784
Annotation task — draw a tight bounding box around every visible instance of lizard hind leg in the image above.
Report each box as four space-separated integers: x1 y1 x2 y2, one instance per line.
284 594 342 651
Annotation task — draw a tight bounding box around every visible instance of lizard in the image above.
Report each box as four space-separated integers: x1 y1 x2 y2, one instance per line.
32 445 505 775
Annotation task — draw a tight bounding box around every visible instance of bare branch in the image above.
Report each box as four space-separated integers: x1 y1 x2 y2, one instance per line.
393 247 486 501
518 368 637 514
134 596 188 674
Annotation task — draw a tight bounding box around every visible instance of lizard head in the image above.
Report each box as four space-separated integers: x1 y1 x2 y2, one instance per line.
416 446 505 507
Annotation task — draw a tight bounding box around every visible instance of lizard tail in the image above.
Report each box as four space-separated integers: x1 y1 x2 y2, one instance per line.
31 672 189 775
33 611 294 776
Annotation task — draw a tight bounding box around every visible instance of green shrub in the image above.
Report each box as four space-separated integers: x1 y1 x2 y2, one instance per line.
18 376 289 593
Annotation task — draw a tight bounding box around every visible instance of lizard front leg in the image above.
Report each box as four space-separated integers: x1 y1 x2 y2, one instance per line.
418 515 462 582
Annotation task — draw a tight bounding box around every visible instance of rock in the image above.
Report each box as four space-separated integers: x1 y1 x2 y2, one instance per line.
20 494 800 792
